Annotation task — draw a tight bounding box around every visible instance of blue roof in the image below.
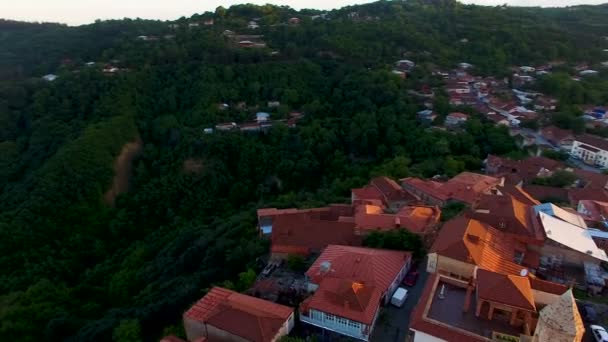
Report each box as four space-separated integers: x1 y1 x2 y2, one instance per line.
533 203 555 216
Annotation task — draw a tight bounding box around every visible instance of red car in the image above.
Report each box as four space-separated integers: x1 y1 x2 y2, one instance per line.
402 270 419 287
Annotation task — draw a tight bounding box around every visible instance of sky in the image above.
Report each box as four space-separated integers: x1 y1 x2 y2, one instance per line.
3 0 607 26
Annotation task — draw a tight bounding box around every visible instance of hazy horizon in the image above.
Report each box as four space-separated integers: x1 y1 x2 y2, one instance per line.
3 0 607 26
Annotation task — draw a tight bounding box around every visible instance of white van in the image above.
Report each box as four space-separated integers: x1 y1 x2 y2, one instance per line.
391 287 409 307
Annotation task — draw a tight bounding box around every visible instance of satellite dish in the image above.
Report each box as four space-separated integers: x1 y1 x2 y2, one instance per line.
520 269 529 277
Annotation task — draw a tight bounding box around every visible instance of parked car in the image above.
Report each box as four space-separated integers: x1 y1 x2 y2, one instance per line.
403 270 420 287
391 287 409 307
580 304 599 323
590 325 608 342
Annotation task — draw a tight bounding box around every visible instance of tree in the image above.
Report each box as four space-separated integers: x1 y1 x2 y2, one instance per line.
532 170 577 187
363 229 425 259
287 254 306 272
237 269 257 292
112 320 141 342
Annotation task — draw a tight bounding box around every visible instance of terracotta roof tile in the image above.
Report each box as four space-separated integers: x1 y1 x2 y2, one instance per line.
303 245 410 324
476 269 535 311
402 172 501 205
529 278 568 295
352 204 440 234
184 287 293 342
469 194 544 242
578 200 608 223
431 216 526 275
576 134 608 151
540 126 573 144
485 155 563 184
271 213 360 256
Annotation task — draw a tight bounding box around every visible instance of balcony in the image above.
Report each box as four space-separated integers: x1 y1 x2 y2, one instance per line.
300 312 369 341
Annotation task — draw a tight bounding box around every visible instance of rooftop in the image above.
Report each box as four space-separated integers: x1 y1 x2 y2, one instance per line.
303 245 411 324
485 155 563 184
411 275 515 341
576 134 608 152
431 216 533 275
538 211 608 262
352 177 419 205
469 194 544 242
402 172 501 205
476 269 535 311
271 212 359 256
184 287 293 342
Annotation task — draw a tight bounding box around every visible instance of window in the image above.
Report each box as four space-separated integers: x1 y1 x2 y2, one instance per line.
337 317 348 326
348 320 361 329
324 313 336 322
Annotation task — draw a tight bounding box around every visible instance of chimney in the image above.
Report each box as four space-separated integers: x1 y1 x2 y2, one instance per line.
395 216 401 228
344 300 350 311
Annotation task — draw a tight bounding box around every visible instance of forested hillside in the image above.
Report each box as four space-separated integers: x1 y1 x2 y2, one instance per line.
1 1 608 341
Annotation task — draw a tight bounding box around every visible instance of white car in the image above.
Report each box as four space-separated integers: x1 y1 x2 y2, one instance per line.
591 325 608 342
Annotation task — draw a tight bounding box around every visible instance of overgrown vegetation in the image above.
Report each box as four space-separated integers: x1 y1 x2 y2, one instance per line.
1 1 607 341
363 229 426 259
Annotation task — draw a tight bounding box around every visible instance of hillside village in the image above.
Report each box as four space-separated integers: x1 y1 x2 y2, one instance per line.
163 158 608 342
7 2 608 342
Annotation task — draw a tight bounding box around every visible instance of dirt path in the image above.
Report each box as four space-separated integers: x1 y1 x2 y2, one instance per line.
103 136 143 206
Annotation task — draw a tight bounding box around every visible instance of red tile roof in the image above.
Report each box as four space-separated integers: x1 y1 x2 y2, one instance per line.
469 194 544 242
447 112 469 119
271 213 360 256
576 134 608 152
430 216 527 275
540 126 573 145
578 200 608 223
568 188 608 206
404 172 502 205
395 205 441 233
498 184 540 206
440 172 502 204
401 177 449 201
476 269 535 311
352 204 440 234
485 155 563 184
303 245 410 324
184 287 293 342
353 177 419 205
529 277 568 295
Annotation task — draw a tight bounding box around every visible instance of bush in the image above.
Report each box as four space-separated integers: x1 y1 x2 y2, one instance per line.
287 255 306 272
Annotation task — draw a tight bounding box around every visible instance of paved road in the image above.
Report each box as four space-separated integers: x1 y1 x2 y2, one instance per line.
371 260 430 342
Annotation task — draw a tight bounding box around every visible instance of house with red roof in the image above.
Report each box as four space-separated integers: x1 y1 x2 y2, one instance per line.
445 112 469 127
571 134 608 168
269 211 360 257
183 287 294 342
352 204 440 236
351 176 419 209
409 272 576 342
577 200 608 227
540 125 574 150
468 193 545 245
401 172 503 207
427 216 539 281
485 155 563 185
299 245 411 341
